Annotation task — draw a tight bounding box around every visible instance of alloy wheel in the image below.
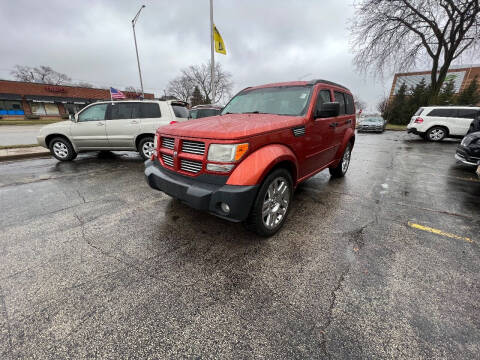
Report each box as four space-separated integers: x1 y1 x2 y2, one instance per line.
142 141 154 158
262 176 290 230
342 145 351 173
53 141 69 159
429 128 445 141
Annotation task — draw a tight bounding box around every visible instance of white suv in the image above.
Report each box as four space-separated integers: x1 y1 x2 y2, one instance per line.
37 100 189 161
407 106 480 141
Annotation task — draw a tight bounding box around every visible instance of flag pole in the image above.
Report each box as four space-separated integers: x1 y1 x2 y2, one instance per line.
210 0 215 104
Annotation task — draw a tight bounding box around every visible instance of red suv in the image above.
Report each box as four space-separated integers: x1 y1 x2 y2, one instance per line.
145 80 356 236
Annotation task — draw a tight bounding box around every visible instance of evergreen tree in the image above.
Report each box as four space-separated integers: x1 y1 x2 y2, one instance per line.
387 83 409 125
190 86 204 106
437 79 455 105
455 76 480 105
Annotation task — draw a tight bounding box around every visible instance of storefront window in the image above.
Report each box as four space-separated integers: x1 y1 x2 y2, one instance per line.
45 103 60 115
0 100 23 115
30 102 47 115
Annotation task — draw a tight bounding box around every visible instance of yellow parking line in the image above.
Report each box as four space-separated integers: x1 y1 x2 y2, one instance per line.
407 222 473 243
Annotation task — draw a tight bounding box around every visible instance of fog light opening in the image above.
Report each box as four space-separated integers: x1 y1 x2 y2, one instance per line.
220 202 230 214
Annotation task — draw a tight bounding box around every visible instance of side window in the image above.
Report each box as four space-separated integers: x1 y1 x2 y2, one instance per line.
457 109 479 119
140 103 161 118
78 104 107 122
172 105 189 118
315 90 331 113
334 91 346 115
427 108 458 117
345 94 355 115
189 109 198 119
110 103 136 120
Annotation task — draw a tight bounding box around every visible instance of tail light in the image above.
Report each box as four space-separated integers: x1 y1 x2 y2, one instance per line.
170 121 178 124
414 117 424 123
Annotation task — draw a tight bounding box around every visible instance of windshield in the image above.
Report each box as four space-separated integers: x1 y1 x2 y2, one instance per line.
221 86 313 116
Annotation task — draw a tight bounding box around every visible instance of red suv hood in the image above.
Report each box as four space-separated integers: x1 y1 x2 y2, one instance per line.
157 113 305 140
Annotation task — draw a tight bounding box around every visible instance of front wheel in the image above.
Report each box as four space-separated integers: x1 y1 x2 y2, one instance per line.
49 137 77 161
138 136 154 160
329 144 352 178
245 168 293 237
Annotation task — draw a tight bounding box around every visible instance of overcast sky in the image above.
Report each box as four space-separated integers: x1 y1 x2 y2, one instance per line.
0 0 396 111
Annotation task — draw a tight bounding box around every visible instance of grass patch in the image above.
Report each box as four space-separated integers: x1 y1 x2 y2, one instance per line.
0 119 62 126
385 124 407 131
0 144 38 150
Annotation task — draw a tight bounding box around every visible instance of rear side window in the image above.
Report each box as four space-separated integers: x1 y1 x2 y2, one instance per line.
139 103 161 118
427 108 458 118
110 103 136 120
457 109 479 119
197 109 220 118
414 108 424 116
334 91 346 115
345 93 355 115
172 105 189 118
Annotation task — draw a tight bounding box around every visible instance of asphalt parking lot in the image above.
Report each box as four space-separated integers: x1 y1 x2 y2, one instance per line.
0 131 479 359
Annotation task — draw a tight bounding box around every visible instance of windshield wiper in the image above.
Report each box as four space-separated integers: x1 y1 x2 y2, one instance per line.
242 111 266 114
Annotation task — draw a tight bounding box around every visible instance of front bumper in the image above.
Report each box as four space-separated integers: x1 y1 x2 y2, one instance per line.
145 159 259 222
37 135 47 148
358 126 383 132
455 146 480 166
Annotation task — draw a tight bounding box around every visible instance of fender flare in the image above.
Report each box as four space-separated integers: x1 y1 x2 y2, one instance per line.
226 144 299 186
333 128 355 161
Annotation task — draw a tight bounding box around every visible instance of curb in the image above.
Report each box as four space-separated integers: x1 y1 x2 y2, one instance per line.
0 150 50 162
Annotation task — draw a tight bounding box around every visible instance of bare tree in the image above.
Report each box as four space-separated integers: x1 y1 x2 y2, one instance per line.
376 96 389 114
11 65 71 85
167 61 233 104
354 95 367 111
124 86 142 93
351 0 480 99
76 82 94 88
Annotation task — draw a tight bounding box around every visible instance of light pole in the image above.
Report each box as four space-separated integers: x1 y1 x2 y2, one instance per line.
210 0 215 104
132 5 146 98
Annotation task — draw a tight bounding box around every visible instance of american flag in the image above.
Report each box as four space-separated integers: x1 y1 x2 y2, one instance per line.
110 87 126 99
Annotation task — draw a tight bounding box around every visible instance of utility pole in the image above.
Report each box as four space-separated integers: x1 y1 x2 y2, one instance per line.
132 5 146 99
210 0 215 104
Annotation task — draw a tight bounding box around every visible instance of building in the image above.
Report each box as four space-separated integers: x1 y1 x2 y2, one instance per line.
0 80 155 119
388 64 480 104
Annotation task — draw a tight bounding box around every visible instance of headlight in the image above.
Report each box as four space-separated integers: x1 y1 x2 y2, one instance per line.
461 136 472 147
207 143 248 162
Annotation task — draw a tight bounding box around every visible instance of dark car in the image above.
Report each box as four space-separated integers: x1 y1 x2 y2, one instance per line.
357 116 385 133
189 105 222 119
455 131 480 167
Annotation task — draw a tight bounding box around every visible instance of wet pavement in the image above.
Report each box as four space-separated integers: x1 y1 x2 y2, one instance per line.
0 132 479 359
0 125 43 146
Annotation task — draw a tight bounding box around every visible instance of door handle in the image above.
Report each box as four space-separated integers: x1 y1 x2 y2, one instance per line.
130 120 139 124
329 122 338 128
346 119 352 124
96 122 104 126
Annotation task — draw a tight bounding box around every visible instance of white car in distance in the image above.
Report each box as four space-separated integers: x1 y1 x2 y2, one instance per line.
407 106 480 141
37 100 189 161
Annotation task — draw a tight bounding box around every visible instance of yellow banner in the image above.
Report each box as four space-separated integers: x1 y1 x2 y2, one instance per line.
213 25 226 55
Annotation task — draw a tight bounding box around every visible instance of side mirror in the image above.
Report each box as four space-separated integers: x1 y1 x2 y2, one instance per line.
316 102 340 118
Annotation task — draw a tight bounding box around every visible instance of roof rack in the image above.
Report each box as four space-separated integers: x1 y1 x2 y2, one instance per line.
307 79 350 91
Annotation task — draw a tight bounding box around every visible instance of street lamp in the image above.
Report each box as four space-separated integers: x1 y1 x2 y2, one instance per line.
132 5 146 98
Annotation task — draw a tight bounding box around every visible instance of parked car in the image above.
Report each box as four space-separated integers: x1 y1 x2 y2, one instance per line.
455 131 480 167
37 100 189 161
189 105 222 119
357 116 385 132
407 106 480 141
145 79 356 236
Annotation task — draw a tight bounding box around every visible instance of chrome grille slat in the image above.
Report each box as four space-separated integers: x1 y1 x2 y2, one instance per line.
181 140 205 155
180 159 202 173
162 137 175 150
161 154 174 167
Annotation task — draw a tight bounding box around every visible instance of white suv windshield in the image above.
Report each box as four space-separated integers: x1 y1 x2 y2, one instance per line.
221 86 313 116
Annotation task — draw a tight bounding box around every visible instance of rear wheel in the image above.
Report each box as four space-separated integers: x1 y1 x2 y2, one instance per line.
245 168 293 237
138 136 154 160
49 137 77 161
427 126 447 142
329 144 352 178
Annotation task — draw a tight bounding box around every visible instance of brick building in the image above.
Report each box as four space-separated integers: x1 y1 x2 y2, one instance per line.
388 64 480 104
0 80 154 118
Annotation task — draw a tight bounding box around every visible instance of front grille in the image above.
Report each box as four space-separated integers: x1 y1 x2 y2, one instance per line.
161 153 174 167
180 159 202 173
181 140 205 155
162 137 174 150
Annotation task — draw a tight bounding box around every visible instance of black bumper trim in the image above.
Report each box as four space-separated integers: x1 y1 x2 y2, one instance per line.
145 160 259 222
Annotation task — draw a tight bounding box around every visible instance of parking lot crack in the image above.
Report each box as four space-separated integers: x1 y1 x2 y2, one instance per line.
321 267 350 359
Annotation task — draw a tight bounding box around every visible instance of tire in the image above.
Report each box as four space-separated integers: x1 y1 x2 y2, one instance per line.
329 143 352 178
138 136 154 160
245 168 293 237
49 137 77 161
426 126 447 142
